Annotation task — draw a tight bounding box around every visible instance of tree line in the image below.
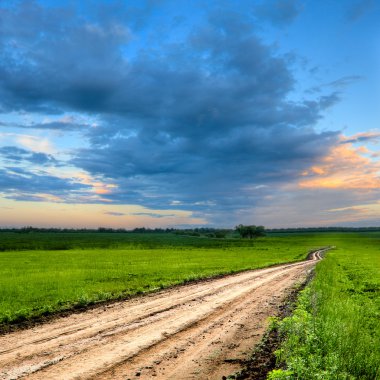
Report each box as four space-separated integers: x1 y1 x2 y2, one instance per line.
2 225 377 236
234 225 265 239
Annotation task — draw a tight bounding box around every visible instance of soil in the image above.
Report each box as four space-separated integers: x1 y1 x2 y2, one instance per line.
0 249 326 380
233 272 313 380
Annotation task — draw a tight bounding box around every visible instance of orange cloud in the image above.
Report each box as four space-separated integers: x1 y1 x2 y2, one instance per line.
299 140 380 190
75 172 118 195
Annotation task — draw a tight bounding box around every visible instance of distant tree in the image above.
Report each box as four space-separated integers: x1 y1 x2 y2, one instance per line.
235 225 265 239
20 226 37 233
214 230 228 238
255 225 265 236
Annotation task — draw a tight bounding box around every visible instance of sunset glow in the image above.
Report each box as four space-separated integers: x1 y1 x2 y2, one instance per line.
0 0 379 228
299 143 380 190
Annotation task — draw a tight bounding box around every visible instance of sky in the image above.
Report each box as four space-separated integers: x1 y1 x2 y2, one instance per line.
0 0 379 229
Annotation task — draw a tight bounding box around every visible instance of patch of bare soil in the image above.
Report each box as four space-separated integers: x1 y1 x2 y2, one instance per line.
0 250 326 380
233 273 313 380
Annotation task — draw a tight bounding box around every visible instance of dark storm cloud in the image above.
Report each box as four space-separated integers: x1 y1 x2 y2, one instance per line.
72 124 338 218
0 146 58 165
70 9 339 213
0 1 342 222
0 1 130 114
1 2 314 123
253 0 302 26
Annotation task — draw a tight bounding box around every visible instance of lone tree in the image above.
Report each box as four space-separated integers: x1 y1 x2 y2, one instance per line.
235 225 265 239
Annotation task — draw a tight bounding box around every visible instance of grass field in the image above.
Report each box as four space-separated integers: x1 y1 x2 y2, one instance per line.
2 231 379 378
0 232 322 327
0 231 243 251
268 233 380 379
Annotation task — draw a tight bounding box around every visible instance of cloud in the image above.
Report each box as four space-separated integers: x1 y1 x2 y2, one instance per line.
236 132 380 227
0 167 91 201
253 0 302 27
340 131 380 144
250 185 380 228
0 146 59 165
0 1 130 114
0 119 91 131
103 211 125 217
299 141 380 190
15 134 56 154
129 212 177 218
326 202 380 226
0 1 350 225
326 75 364 89
68 8 339 220
308 76 364 94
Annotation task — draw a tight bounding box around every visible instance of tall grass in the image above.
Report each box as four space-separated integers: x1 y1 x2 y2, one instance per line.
268 234 380 379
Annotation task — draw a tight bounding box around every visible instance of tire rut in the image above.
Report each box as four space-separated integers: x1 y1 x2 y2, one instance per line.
0 249 328 380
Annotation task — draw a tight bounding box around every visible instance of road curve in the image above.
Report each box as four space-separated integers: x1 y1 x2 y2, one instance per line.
0 249 328 380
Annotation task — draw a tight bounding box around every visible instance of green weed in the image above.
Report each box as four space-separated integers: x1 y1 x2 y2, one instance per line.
268 233 380 379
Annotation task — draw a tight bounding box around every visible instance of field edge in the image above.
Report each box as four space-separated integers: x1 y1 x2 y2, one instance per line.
0 249 324 335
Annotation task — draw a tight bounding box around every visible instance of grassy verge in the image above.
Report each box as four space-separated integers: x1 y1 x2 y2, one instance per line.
268 234 380 379
234 278 313 380
0 234 320 328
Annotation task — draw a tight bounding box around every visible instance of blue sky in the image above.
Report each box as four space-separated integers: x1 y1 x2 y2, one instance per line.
0 0 379 228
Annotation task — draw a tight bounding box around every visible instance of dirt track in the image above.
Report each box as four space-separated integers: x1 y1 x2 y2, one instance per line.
0 249 325 380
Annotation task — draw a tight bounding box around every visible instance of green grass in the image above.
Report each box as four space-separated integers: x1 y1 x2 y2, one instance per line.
268 233 380 379
3 231 379 379
0 231 242 251
0 230 285 251
0 233 320 327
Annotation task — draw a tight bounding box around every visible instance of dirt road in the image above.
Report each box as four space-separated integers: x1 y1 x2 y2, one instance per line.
0 249 326 380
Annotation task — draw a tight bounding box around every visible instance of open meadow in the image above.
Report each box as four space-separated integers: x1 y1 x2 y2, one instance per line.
0 231 322 327
1 231 379 379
